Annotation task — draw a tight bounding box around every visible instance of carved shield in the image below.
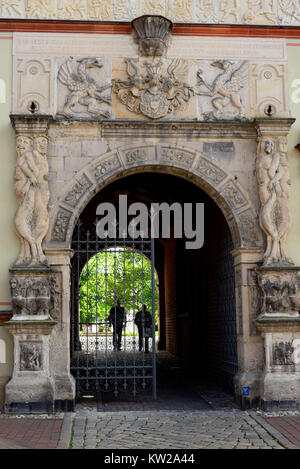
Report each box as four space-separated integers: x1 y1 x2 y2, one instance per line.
140 91 170 119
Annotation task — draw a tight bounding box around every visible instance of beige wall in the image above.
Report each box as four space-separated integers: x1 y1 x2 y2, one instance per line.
286 41 300 266
0 33 18 312
0 33 16 382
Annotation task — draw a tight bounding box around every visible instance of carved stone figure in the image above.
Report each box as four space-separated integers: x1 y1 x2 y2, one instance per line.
10 275 53 316
58 0 86 19
273 341 294 365
256 138 293 265
58 57 111 118
219 0 240 23
196 60 248 119
88 0 111 20
113 58 194 119
27 0 56 18
14 135 49 267
243 0 277 24
257 271 300 316
20 343 42 371
196 0 218 23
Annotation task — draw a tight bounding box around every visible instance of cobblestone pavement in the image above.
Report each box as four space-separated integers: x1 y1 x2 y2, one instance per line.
71 407 284 449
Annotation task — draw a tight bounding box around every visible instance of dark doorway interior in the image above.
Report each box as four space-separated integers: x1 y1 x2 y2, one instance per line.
70 171 237 400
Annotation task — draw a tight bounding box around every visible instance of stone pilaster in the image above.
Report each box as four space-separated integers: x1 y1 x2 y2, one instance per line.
4 115 59 413
252 119 300 409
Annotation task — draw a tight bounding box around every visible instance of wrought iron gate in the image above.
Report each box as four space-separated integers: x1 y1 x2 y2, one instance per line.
70 221 157 399
218 232 238 390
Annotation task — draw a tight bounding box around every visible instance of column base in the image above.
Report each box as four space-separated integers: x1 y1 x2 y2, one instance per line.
234 371 300 410
5 375 55 413
53 374 75 412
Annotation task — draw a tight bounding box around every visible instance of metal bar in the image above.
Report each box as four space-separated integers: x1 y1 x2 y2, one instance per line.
151 235 157 400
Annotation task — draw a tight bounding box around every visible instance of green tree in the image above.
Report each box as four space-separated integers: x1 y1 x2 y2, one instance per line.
79 248 158 327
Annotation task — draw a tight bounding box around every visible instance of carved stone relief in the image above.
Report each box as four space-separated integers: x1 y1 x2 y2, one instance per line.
257 269 300 316
195 0 218 23
159 147 196 167
242 0 277 25
88 0 112 19
93 155 120 179
140 0 166 16
195 158 227 186
52 208 72 242
238 209 258 246
10 275 52 316
113 0 139 20
15 58 53 114
1 0 24 17
57 57 111 119
112 57 195 119
20 342 42 371
27 0 56 18
219 0 240 23
256 137 293 265
221 180 246 210
64 174 92 208
167 0 193 22
196 60 249 120
57 0 87 19
249 63 288 118
14 134 50 267
278 0 300 24
272 341 295 365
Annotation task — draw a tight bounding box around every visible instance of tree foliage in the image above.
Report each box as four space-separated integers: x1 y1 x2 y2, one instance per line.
79 248 158 326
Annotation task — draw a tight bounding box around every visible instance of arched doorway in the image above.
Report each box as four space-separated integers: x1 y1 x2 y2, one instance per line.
69 171 238 402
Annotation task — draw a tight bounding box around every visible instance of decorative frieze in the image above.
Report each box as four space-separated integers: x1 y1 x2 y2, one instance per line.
3 2 300 25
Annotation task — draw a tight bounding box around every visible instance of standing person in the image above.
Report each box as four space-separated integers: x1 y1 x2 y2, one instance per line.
134 304 152 353
108 299 126 351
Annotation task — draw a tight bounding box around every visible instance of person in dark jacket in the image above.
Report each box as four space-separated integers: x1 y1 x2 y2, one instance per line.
134 304 152 353
108 299 126 351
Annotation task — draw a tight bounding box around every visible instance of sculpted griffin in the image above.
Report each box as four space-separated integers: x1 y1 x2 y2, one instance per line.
196 60 248 120
58 57 111 118
112 58 194 119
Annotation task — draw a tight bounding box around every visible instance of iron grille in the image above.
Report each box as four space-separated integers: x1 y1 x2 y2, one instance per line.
70 221 157 399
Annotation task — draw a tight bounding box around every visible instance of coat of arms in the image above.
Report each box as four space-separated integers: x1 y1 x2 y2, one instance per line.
112 58 194 119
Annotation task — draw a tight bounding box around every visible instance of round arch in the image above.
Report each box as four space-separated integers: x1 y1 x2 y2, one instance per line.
48 143 262 252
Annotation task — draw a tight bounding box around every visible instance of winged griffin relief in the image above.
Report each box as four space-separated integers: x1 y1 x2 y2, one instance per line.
196 60 248 120
112 58 195 119
57 57 111 118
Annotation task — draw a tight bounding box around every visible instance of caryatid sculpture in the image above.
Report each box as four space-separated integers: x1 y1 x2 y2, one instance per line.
256 137 293 265
14 134 50 267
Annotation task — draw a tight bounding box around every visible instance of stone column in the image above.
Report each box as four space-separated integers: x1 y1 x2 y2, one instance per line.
4 115 60 413
232 248 265 408
44 249 75 411
254 118 300 409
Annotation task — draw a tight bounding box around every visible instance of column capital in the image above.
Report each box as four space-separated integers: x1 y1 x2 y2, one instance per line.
10 114 53 136
255 117 295 138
